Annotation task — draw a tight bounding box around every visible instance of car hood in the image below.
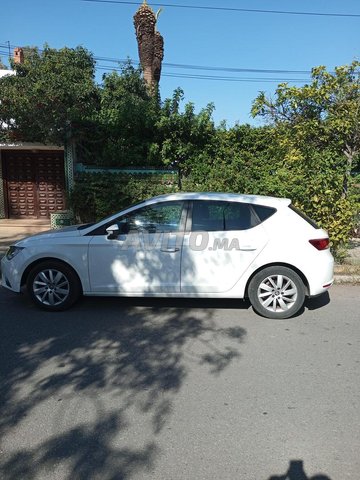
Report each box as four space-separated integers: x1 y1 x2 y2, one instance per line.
15 225 82 246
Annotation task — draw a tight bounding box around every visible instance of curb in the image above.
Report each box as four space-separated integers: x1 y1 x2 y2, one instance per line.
333 275 360 285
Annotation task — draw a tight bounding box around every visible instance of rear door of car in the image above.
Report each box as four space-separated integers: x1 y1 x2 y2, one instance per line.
180 200 269 294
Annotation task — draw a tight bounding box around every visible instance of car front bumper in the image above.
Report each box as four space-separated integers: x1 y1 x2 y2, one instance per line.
1 255 23 292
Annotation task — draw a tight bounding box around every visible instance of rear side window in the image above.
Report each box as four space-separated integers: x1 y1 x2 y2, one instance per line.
289 205 319 229
252 204 277 223
191 200 260 231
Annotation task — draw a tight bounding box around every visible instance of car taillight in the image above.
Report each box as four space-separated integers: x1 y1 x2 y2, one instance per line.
309 238 330 250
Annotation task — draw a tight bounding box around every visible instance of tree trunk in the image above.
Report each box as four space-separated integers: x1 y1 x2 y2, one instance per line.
343 144 356 198
134 2 164 94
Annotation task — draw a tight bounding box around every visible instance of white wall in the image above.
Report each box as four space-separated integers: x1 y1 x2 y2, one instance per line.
0 69 15 78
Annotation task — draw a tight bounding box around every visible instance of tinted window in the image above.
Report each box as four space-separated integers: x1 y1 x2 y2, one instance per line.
191 201 259 231
252 204 277 223
117 201 184 234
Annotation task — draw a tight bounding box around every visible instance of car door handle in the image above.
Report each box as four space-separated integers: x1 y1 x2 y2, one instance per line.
160 247 180 253
239 245 257 251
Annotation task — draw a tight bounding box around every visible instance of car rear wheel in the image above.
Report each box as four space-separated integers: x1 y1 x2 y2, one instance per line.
248 266 305 319
26 261 81 311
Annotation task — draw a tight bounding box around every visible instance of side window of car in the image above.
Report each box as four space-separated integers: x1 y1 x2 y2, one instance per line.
117 201 184 234
252 204 277 223
191 200 260 231
191 201 224 231
224 202 259 230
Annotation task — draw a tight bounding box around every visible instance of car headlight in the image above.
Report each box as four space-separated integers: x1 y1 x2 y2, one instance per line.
6 246 24 260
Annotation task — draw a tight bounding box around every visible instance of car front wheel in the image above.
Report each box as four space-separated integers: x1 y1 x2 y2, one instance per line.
26 261 81 311
248 266 305 319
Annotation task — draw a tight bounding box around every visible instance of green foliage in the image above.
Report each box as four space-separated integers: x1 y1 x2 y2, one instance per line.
0 45 99 144
150 88 217 186
284 150 357 253
70 172 178 222
0 57 8 69
1 44 358 255
92 63 160 167
184 124 286 195
252 61 360 254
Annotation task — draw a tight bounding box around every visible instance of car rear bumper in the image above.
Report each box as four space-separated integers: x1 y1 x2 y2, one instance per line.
306 251 334 296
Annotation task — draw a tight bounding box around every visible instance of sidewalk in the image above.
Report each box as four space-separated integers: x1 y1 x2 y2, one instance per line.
0 220 359 283
0 219 51 255
334 238 360 284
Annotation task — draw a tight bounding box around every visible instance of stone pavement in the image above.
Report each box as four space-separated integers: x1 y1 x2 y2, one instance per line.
0 219 359 283
334 238 360 284
0 219 51 255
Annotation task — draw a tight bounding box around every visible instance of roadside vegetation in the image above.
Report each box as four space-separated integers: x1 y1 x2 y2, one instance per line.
0 46 359 258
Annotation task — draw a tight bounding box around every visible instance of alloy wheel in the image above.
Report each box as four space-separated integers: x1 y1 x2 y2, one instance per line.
33 269 70 306
257 274 298 313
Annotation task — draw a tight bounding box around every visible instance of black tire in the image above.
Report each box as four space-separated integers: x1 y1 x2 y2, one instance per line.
26 260 82 311
248 266 305 319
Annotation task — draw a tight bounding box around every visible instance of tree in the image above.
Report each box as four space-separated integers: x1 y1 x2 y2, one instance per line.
133 0 164 93
96 63 160 166
0 45 99 145
0 57 8 69
151 88 216 188
251 61 360 252
252 61 360 196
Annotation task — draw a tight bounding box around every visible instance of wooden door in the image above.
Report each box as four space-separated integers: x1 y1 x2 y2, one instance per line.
37 152 67 218
3 150 66 219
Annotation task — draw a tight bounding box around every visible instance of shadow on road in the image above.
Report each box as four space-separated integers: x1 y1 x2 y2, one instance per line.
304 292 331 311
0 291 246 479
268 459 332 480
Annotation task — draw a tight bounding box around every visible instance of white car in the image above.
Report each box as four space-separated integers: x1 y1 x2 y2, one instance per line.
1 193 334 319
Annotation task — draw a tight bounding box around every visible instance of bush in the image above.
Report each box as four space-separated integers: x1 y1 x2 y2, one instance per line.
69 172 178 222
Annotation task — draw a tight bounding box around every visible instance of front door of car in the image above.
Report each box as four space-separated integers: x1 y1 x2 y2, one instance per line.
88 201 186 293
180 200 269 293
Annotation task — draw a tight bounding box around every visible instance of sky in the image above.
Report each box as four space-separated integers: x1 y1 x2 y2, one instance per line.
1 0 360 126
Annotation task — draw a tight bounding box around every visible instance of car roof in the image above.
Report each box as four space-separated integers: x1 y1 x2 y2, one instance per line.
147 192 291 208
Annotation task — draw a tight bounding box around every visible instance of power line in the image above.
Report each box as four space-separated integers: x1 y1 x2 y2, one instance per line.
94 56 312 74
96 64 309 83
81 0 360 18
156 63 310 75
161 73 308 84
0 43 314 76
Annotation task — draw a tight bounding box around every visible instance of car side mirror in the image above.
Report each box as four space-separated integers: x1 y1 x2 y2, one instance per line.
106 224 120 239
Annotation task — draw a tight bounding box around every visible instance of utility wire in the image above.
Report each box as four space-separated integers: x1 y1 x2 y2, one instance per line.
0 43 314 76
160 73 307 84
0 42 316 84
96 64 309 83
81 0 360 18
0 52 309 83
162 73 309 83
94 56 312 74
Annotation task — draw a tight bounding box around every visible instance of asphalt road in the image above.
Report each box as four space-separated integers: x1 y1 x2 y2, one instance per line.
0 285 359 480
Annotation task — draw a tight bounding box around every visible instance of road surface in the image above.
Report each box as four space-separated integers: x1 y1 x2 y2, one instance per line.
0 285 359 480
